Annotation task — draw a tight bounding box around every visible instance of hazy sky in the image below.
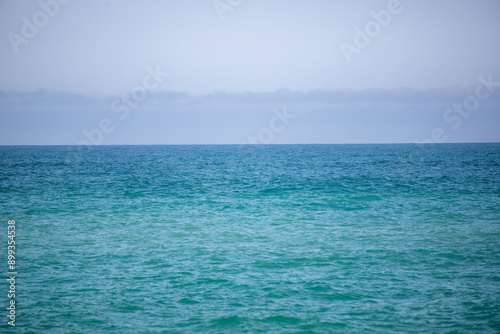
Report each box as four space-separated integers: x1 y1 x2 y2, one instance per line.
0 0 499 145
1 0 500 95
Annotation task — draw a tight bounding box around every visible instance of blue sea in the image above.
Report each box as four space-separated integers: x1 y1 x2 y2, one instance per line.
1 144 500 333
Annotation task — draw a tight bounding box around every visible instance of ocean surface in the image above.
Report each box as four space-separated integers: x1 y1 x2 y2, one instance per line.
1 143 499 333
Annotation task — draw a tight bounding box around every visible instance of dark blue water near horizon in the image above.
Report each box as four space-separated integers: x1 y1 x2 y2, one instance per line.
1 143 499 333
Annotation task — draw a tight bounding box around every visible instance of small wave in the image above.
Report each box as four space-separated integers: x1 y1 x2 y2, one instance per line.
262 315 301 324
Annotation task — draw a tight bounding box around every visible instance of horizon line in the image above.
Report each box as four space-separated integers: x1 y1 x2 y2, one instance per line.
2 142 500 147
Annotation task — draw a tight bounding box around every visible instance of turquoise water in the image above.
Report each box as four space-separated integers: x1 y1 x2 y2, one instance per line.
1 144 500 333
